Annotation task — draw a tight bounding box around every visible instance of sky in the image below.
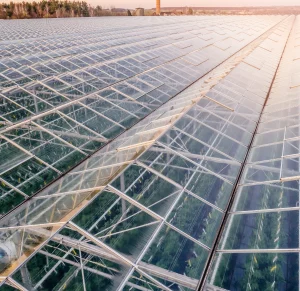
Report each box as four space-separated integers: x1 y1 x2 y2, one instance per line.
98 0 300 9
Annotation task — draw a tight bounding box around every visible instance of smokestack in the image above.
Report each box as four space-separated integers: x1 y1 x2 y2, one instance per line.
156 0 160 15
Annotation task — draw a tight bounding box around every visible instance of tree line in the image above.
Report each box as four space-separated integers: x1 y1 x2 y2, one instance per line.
0 1 129 19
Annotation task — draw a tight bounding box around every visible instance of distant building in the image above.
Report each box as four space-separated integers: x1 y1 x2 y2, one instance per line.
135 8 145 16
111 8 127 13
161 11 174 16
156 0 161 15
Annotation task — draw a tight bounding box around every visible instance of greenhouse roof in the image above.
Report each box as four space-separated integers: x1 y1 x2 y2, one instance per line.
0 15 299 291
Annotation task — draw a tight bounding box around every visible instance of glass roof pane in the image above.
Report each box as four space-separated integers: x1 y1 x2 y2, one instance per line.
0 188 25 216
233 182 300 211
0 138 29 174
220 210 299 250
1 158 59 196
140 225 209 283
167 191 223 247
175 115 247 161
3 127 85 172
35 112 104 152
111 164 180 217
207 252 298 291
0 15 296 291
3 87 52 113
204 16 300 291
72 190 158 260
59 104 124 140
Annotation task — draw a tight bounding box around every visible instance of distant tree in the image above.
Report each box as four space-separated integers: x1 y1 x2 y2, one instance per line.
6 1 14 18
94 5 102 16
127 9 131 16
81 1 89 16
0 0 128 19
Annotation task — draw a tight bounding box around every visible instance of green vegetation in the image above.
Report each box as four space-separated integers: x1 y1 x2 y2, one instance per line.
212 182 299 290
12 251 116 290
0 1 127 19
3 84 297 290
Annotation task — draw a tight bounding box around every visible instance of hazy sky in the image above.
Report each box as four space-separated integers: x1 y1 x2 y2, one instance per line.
99 0 300 9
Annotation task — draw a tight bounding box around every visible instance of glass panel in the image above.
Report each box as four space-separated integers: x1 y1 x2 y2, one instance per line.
60 104 123 139
36 112 103 152
141 225 209 282
0 97 33 124
207 252 299 291
1 158 59 196
233 182 300 211
187 170 233 210
11 236 129 290
72 191 158 259
3 127 85 172
220 210 299 250
167 191 223 247
0 186 25 216
2 88 52 114
111 165 180 217
0 138 29 174
175 116 247 161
